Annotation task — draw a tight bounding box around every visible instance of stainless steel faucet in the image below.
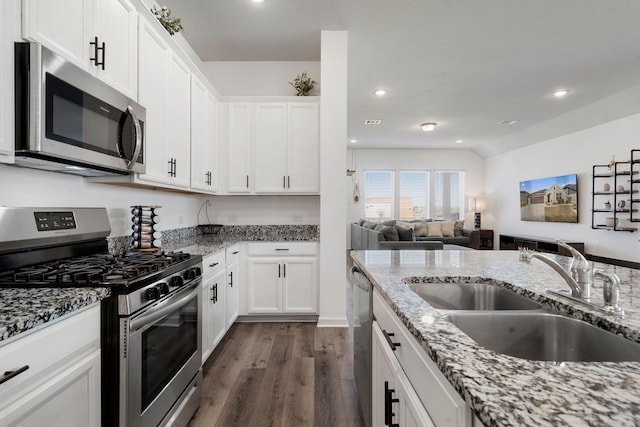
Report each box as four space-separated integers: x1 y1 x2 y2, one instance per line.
525 239 591 299
593 269 624 315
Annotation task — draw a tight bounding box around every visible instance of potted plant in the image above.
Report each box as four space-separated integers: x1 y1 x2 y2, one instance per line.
151 6 183 36
289 72 317 96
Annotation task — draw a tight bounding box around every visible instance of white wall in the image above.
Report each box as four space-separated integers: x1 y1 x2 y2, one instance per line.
346 148 485 229
0 164 201 237
197 195 319 225
200 61 321 96
485 113 640 262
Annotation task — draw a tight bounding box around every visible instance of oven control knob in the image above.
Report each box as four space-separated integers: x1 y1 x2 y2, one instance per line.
169 275 184 287
146 286 161 301
184 268 201 280
158 282 170 295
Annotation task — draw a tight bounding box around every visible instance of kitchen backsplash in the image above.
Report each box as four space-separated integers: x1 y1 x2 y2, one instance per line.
108 224 320 254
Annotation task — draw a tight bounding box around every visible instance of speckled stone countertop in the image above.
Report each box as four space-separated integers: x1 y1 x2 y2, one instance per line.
351 249 640 427
0 287 109 344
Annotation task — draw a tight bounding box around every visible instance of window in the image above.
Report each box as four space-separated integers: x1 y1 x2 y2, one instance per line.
364 171 393 220
398 171 428 220
364 170 464 220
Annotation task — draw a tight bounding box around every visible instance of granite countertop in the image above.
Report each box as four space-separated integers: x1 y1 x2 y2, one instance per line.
0 226 319 345
0 287 110 344
351 249 640 427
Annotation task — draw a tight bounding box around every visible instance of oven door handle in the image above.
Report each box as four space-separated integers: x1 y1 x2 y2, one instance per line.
129 280 200 333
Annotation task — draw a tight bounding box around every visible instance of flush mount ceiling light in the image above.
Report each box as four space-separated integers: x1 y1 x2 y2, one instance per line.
553 89 570 98
420 122 437 132
250 0 265 3
364 120 381 125
373 89 387 96
350 139 358 143
455 140 463 144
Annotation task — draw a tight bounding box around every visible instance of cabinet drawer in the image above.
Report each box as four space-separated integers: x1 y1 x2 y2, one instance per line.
373 291 468 427
0 305 100 405
226 244 241 263
203 250 226 276
246 242 318 256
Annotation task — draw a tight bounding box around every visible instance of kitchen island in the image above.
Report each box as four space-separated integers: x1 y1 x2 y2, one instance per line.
352 249 640 426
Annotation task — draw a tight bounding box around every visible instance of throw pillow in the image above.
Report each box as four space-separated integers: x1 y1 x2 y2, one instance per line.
363 220 378 229
394 224 414 241
454 220 465 237
412 221 428 237
374 224 400 241
357 219 366 226
427 222 443 237
395 220 415 230
441 221 455 237
382 220 396 226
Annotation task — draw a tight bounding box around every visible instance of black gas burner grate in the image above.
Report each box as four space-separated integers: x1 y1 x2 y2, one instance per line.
0 251 192 287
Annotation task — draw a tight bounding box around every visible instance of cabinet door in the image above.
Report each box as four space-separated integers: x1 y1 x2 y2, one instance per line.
92 0 137 98
372 321 399 427
286 103 319 193
227 103 252 193
137 22 169 184
209 269 227 351
191 76 218 193
246 257 282 313
22 0 91 68
282 257 318 313
166 54 191 188
254 103 287 193
226 260 240 327
0 350 101 427
397 370 435 427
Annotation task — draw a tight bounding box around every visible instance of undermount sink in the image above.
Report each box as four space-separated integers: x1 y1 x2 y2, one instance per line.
408 281 541 311
444 312 640 362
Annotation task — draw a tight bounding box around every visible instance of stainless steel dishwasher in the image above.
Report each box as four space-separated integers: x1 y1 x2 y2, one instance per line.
350 265 373 427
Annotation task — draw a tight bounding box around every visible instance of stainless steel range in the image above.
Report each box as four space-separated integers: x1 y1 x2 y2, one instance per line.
0 207 203 427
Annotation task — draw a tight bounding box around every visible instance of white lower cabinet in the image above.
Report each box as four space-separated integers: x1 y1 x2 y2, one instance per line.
225 245 241 327
201 250 227 364
373 290 471 427
373 321 434 427
0 305 101 427
246 242 318 315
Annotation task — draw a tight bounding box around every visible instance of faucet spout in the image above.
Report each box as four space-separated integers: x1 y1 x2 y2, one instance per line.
530 253 583 298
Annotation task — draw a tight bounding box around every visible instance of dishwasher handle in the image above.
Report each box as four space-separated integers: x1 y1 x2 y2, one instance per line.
350 266 372 292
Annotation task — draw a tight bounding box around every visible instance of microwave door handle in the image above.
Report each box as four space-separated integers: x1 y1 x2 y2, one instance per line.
124 105 142 170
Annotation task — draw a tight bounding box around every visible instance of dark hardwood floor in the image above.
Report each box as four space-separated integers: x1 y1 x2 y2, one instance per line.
187 322 365 427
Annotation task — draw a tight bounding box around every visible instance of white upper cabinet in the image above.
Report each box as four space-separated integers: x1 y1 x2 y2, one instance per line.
286 103 319 193
254 103 288 193
23 0 138 98
136 20 190 189
191 76 218 193
227 103 253 193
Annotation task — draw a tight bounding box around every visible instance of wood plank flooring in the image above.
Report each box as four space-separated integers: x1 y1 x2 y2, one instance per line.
187 322 365 427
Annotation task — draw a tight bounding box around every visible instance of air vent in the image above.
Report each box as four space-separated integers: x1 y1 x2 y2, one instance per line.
364 120 382 125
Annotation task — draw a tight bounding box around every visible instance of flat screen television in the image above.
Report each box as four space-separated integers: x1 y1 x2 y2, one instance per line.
519 174 578 223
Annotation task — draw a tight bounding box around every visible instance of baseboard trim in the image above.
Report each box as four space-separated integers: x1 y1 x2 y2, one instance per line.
236 314 318 323
316 316 349 328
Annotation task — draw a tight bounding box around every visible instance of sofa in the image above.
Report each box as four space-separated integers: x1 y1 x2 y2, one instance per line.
351 219 480 250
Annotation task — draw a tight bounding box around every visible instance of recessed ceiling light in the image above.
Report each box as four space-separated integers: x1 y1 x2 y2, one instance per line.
420 122 437 132
350 139 357 143
364 120 381 125
251 0 265 3
553 89 569 98
455 140 463 144
498 120 519 125
373 89 387 96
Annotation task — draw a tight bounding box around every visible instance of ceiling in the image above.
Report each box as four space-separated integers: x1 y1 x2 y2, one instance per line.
161 0 640 157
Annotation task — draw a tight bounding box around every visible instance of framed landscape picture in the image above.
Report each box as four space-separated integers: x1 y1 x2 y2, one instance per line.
520 174 578 223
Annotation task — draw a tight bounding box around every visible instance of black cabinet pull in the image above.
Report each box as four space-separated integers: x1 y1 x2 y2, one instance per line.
382 329 401 351
384 381 399 426
173 158 177 177
229 271 233 287
209 262 219 267
168 158 173 176
288 175 290 188
278 264 281 278
246 175 249 188
275 248 289 252
283 175 286 189
0 365 29 385
232 251 239 255
90 36 105 69
283 263 286 278
211 283 218 303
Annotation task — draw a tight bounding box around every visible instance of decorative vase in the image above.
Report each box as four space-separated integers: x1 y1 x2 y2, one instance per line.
605 201 611 210
603 183 610 192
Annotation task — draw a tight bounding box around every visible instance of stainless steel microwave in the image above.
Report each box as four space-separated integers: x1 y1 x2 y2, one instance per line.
14 42 145 176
